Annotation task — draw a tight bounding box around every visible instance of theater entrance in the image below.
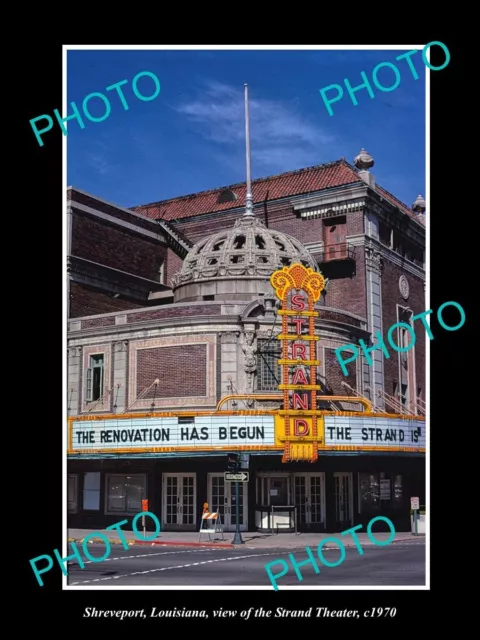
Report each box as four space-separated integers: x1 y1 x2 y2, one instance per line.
162 473 197 530
293 472 326 532
207 473 248 532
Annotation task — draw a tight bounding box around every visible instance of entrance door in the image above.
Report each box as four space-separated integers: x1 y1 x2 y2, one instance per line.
334 472 353 527
208 473 247 532
162 473 197 530
294 473 326 531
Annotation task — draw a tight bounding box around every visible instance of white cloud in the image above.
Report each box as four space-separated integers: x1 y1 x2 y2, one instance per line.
174 81 337 173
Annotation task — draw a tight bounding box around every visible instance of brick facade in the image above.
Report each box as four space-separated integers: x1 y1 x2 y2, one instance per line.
70 282 145 318
71 212 166 281
136 344 207 398
323 248 366 318
324 346 357 395
381 260 425 411
165 248 184 287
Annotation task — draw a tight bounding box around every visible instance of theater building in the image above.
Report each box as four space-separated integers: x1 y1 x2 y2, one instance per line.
67 148 426 534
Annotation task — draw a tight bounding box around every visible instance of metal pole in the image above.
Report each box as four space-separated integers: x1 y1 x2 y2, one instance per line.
414 509 418 536
244 84 254 217
232 481 244 545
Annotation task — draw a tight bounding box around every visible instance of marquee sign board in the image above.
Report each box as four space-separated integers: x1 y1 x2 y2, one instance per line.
68 415 276 454
323 416 425 452
270 263 326 462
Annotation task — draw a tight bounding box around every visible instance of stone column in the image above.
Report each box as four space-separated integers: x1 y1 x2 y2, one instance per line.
220 333 239 399
67 346 82 416
364 246 384 409
112 341 129 413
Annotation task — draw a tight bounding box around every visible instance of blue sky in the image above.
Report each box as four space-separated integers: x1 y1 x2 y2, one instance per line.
67 49 426 209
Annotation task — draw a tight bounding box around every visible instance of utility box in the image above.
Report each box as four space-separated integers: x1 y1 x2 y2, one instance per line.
410 512 426 534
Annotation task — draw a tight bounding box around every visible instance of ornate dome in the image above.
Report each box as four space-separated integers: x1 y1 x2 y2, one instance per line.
172 216 319 302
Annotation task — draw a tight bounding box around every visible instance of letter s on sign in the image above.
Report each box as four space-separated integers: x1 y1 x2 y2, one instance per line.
291 294 306 311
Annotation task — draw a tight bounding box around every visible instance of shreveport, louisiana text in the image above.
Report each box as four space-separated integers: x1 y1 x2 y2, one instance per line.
84 607 208 619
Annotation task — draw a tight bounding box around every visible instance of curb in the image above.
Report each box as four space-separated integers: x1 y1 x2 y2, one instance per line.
66 535 423 550
135 540 234 549
67 537 233 549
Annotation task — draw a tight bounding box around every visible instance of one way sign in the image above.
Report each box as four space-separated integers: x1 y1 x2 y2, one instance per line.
224 472 249 482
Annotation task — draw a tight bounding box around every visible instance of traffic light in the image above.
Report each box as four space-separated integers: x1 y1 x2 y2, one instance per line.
226 453 239 471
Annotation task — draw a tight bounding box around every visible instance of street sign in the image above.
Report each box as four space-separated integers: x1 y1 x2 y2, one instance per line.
225 472 249 483
410 496 420 510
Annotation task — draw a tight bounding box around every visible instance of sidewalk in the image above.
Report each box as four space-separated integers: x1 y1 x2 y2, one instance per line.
67 528 424 550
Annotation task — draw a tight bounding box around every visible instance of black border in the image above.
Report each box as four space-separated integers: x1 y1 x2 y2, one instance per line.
21 37 466 628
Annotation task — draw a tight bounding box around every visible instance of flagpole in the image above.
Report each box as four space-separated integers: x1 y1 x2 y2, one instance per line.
244 84 254 217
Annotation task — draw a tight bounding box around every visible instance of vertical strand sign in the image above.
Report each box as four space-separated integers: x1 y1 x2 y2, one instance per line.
270 264 326 462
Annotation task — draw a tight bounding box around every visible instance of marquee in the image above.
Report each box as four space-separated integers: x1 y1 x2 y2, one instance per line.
68 414 277 454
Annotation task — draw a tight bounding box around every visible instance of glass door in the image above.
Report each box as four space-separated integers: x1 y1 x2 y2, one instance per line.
162 473 197 529
294 473 326 530
208 473 247 532
334 472 353 526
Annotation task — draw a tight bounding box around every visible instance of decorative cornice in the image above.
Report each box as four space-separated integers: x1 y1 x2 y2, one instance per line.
299 200 366 220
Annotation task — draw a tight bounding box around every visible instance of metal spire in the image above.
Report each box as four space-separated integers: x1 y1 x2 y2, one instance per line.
244 84 254 216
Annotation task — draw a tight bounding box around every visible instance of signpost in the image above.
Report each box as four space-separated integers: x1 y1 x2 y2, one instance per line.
141 499 148 538
224 472 249 482
410 496 419 536
224 472 249 545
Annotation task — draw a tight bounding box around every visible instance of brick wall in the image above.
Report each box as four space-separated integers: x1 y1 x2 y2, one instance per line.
82 316 115 329
322 247 367 318
324 347 357 395
126 305 220 323
381 260 425 409
70 282 145 318
165 248 184 287
136 345 207 398
71 212 166 281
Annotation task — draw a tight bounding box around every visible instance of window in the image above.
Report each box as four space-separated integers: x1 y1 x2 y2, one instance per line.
256 475 291 506
68 474 78 513
217 190 237 204
256 340 282 391
83 472 100 510
358 473 380 513
86 354 104 402
269 477 289 506
106 474 146 515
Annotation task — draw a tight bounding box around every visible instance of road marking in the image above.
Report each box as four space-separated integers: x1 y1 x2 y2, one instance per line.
82 548 219 565
69 551 288 585
70 543 425 582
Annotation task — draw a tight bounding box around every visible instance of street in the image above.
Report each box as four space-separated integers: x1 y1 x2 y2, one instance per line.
67 540 425 587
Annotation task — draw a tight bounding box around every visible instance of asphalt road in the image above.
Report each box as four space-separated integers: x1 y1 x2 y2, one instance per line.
67 541 425 587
